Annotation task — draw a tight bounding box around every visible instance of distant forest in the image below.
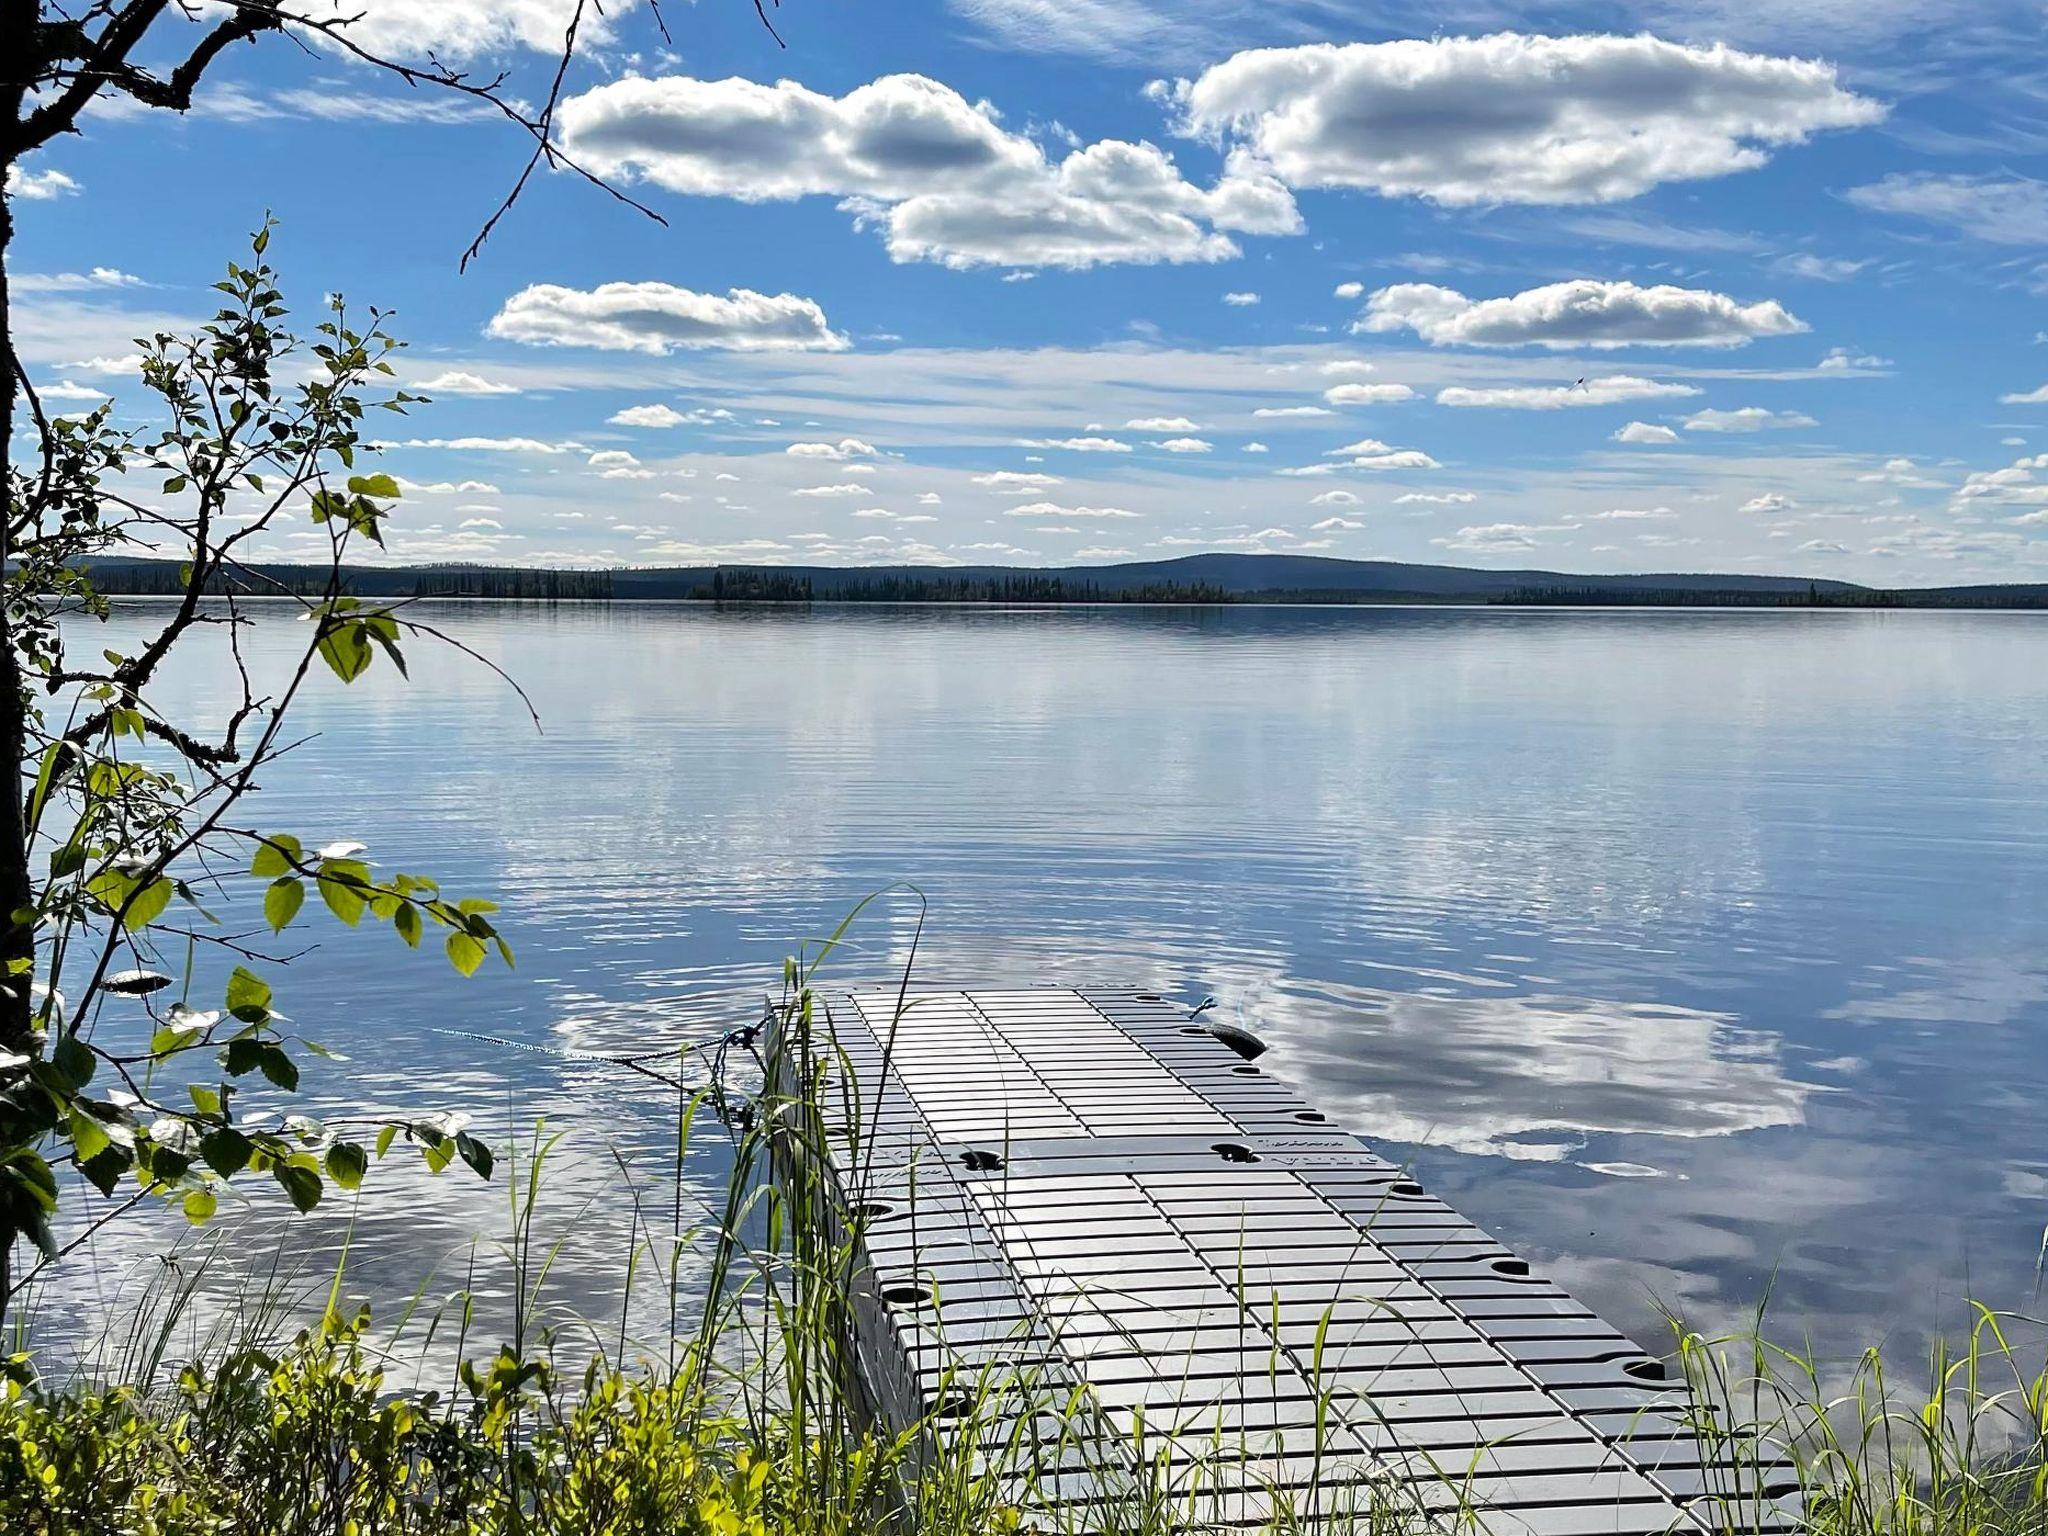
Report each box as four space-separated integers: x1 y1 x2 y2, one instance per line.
68 556 2048 609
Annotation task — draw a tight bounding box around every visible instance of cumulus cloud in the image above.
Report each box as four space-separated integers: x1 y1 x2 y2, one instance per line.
1593 505 1678 520
972 470 1063 493
1004 501 1141 518
791 482 873 497
1819 347 1890 371
1845 173 2048 244
1283 438 1440 473
609 404 690 427
786 438 880 460
1333 281 1363 299
558 72 1300 270
1124 416 1200 431
36 381 108 403
1434 522 1562 554
1359 279 1804 349
389 436 580 453
488 282 847 353
1173 34 1881 207
2001 384 2048 404
1681 406 1817 432
1311 515 1364 529
1251 404 1332 418
295 0 634 59
1437 376 1699 409
5 165 79 200
1741 493 1797 513
1310 490 1362 505
1223 290 1261 305
1324 382 1416 405
1016 435 1132 451
1152 436 1213 452
1613 420 1681 444
417 370 521 395
1395 491 1476 504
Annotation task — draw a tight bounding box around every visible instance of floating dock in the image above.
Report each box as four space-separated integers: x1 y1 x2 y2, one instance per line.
788 986 1796 1533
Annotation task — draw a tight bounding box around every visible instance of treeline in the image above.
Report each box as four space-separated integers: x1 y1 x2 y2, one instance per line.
707 569 1235 603
83 559 614 600
1495 584 2048 609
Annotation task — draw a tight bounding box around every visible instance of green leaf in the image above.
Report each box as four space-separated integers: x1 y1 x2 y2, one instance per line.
200 1127 252 1178
225 967 272 1022
393 901 422 948
52 1035 93 1089
188 1084 221 1117
250 834 302 879
69 1106 112 1162
445 931 486 978
223 1039 264 1077
273 1161 323 1212
454 1132 494 1181
264 877 305 933
124 877 174 931
317 864 367 926
256 1044 299 1093
317 620 374 684
346 473 399 499
374 1125 398 1159
325 1141 367 1190
182 1187 218 1224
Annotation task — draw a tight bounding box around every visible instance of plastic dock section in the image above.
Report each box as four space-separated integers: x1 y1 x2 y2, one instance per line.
790 987 1797 1533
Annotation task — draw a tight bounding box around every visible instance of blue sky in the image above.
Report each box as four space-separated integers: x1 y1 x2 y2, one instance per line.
12 0 2048 583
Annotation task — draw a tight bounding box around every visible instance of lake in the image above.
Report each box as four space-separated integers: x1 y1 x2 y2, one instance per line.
33 602 2048 1371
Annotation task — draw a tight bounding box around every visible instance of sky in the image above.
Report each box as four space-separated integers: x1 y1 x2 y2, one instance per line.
12 0 2048 584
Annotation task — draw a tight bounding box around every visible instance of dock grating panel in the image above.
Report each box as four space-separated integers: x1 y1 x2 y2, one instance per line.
786 987 1795 1534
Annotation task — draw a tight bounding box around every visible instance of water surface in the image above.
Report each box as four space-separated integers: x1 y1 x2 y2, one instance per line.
37 603 2048 1367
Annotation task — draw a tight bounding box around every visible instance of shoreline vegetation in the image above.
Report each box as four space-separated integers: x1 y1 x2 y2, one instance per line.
74 554 2048 610
5 966 2047 1534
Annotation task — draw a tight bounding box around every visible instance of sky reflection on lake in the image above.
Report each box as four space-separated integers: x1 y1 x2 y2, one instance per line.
30 603 2048 1371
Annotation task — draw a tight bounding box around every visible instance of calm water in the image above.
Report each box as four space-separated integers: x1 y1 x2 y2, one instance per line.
35 603 2048 1367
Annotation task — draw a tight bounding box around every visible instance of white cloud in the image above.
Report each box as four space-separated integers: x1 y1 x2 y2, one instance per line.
1152 436 1213 452
1311 515 1364 530
458 516 504 530
1681 406 1817 432
1243 441 1269 452
786 438 880 460
488 282 848 353
35 381 108 403
973 470 1064 493
1593 505 1679 520
1613 420 1681 444
1434 523 1552 554
1394 491 1476 504
1005 501 1141 518
1124 416 1200 431
2001 385 2048 404
1795 538 1848 555
1073 546 1134 559
11 266 144 293
1175 34 1881 207
1437 376 1699 410
587 450 641 469
558 72 1300 270
791 483 874 497
1774 253 1870 282
1333 281 1364 299
389 436 580 453
1360 279 1804 349
1223 290 1261 305
1845 173 2048 244
1016 436 1132 451
1818 347 1890 372
418 370 522 395
1284 438 1441 473
294 0 634 59
1251 404 1332 418
1741 493 1797 513
609 404 691 428
1324 382 1416 405
5 165 79 200
1310 490 1362 505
